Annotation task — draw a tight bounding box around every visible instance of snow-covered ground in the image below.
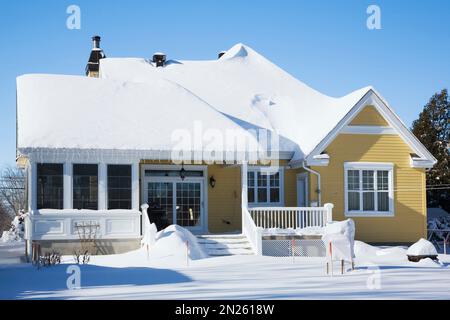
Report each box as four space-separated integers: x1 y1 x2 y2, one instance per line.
1 240 450 300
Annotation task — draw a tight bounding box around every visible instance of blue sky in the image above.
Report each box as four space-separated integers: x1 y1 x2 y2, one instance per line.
0 0 449 167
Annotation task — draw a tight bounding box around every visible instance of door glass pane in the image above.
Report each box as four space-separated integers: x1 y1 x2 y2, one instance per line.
147 182 173 229
176 183 201 227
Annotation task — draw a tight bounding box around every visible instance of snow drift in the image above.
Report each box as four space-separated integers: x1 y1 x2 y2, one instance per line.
150 225 208 260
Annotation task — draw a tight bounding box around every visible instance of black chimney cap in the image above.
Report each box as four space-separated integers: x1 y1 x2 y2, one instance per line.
92 35 101 41
153 52 166 67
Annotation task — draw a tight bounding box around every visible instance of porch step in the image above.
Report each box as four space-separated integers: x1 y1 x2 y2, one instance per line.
196 234 254 256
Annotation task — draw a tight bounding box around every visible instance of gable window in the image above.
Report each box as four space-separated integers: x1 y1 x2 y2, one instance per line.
37 163 63 209
344 163 394 216
107 165 132 210
247 168 283 206
73 164 98 210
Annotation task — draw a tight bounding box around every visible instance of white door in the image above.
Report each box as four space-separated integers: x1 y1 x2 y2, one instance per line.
297 174 308 207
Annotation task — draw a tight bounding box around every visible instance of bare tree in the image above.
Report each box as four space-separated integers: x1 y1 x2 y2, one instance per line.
0 166 26 217
0 203 12 233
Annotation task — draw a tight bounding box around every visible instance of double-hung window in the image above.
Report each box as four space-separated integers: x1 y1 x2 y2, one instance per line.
344 163 394 216
247 168 283 206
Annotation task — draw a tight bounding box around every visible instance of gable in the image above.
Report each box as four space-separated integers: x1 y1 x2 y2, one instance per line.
303 90 437 168
349 105 389 126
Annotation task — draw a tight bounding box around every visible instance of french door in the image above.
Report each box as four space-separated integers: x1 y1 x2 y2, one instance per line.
144 179 204 232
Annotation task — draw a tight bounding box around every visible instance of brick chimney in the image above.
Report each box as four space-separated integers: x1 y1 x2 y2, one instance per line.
85 35 106 77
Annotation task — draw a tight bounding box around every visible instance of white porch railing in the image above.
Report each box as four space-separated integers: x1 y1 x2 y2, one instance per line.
249 203 333 229
242 207 263 255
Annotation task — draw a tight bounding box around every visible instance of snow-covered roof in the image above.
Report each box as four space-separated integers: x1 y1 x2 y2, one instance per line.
17 43 372 162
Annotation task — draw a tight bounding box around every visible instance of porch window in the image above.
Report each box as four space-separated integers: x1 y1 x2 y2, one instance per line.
107 165 132 210
247 169 283 205
73 164 98 210
37 163 63 209
344 163 394 216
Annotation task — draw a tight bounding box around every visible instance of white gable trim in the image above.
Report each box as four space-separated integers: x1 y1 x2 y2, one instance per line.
341 125 396 135
305 89 437 169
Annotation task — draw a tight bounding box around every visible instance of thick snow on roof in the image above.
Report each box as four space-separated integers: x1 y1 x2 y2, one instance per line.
16 74 261 156
17 43 372 161
100 43 372 158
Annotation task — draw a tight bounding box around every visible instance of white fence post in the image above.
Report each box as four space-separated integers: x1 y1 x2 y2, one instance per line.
324 203 334 223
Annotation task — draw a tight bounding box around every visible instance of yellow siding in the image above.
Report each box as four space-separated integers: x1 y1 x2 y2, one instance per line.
349 105 389 126
310 134 426 243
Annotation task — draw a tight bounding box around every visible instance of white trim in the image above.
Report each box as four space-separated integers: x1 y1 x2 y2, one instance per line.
306 90 437 169
307 154 329 166
98 163 107 210
296 173 309 207
247 166 285 207
344 162 395 217
29 162 37 212
341 125 396 135
63 162 73 209
131 163 139 210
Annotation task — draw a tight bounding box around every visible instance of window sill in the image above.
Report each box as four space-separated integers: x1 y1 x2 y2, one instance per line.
345 211 394 218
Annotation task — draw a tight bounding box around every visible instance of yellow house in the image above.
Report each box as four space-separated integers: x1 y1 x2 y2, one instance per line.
16 37 436 256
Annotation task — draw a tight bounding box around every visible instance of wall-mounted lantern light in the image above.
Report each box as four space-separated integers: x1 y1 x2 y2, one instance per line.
209 176 216 188
179 162 186 181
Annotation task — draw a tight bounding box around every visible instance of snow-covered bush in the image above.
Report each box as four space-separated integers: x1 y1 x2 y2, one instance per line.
407 238 438 257
0 211 26 243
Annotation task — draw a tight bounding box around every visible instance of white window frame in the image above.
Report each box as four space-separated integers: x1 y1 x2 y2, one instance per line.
344 162 394 217
247 167 284 207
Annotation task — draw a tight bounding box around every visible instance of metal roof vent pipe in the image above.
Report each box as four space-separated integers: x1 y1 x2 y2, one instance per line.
153 52 166 67
218 51 226 59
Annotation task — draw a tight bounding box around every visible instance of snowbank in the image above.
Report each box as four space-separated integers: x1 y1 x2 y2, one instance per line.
354 241 409 264
407 238 438 257
150 225 208 260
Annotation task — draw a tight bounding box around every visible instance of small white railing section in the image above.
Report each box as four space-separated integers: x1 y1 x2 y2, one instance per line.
242 207 263 255
249 203 334 229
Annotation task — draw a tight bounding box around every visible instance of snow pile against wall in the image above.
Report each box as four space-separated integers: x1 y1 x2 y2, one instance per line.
407 238 438 257
150 225 208 260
